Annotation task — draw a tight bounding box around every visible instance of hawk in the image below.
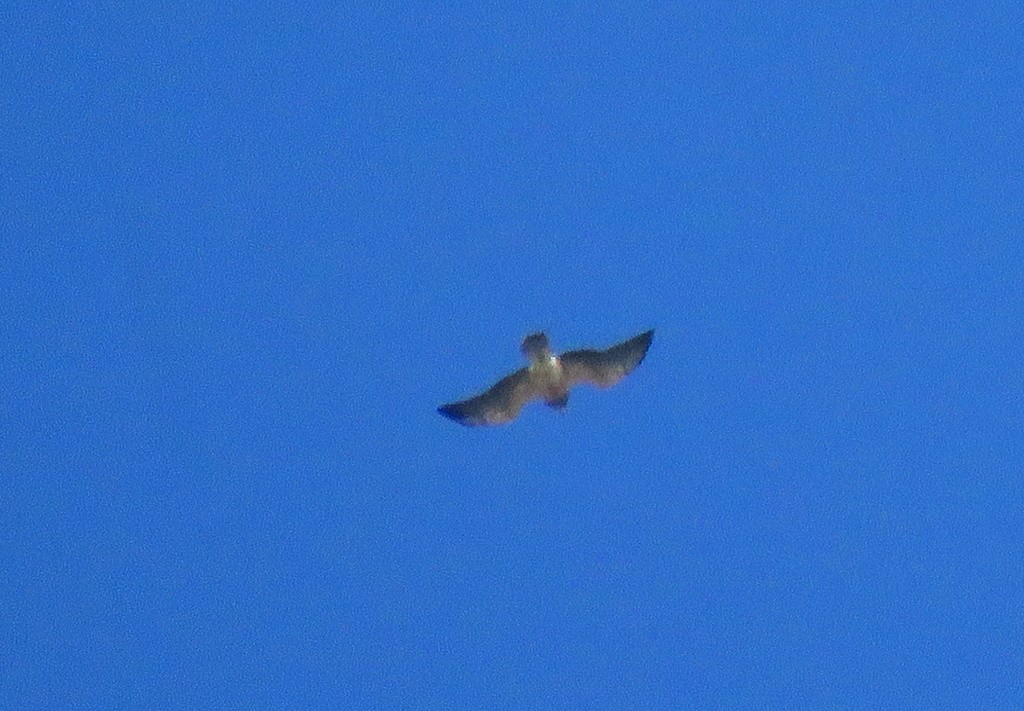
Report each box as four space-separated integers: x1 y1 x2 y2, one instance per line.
438 329 654 426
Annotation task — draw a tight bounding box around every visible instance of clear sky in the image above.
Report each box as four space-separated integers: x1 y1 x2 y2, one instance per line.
4 2 1024 708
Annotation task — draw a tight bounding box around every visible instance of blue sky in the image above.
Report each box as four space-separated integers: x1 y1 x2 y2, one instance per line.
4 2 1024 707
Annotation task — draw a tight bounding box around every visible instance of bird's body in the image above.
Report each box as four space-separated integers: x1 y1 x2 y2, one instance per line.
438 329 654 426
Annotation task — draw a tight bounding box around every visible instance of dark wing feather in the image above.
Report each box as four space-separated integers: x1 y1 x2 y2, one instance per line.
437 367 542 426
562 330 653 389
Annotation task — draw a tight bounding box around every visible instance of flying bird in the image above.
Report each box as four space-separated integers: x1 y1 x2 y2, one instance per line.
438 329 654 426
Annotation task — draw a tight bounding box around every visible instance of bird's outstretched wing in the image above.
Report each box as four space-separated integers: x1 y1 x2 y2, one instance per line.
437 367 542 426
562 330 654 388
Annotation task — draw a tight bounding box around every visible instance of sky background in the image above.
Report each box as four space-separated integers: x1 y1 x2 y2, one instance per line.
4 2 1024 708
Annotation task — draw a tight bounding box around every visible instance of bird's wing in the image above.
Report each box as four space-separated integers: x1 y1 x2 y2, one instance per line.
561 330 654 389
437 367 542 426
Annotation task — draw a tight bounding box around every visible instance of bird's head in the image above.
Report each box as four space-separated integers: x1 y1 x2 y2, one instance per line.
520 332 552 364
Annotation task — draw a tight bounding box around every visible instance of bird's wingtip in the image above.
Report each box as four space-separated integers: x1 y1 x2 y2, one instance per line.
438 403 474 426
632 329 655 367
